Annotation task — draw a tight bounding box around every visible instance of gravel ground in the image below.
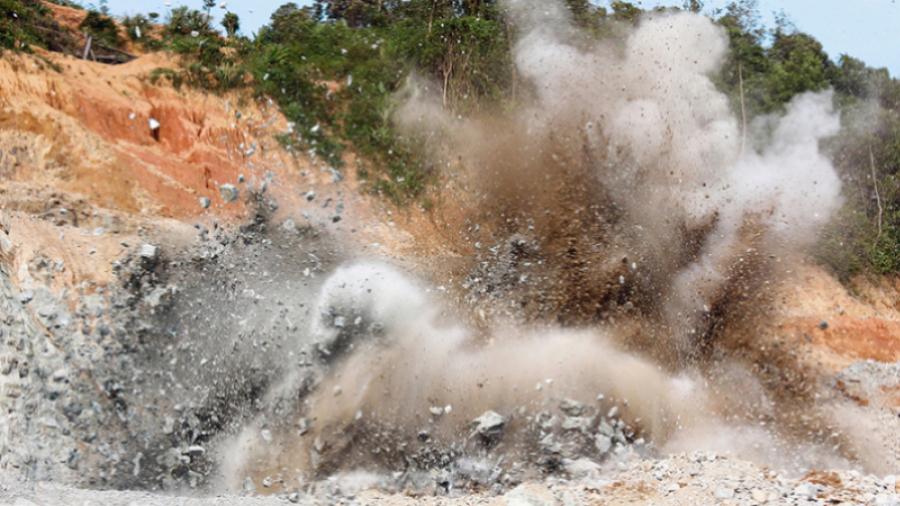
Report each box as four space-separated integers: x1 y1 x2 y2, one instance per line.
2 452 898 505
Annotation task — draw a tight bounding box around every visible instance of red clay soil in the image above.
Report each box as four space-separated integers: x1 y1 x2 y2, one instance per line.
780 317 900 363
0 50 290 220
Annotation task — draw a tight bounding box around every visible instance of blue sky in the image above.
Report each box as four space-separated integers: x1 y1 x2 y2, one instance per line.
95 0 899 76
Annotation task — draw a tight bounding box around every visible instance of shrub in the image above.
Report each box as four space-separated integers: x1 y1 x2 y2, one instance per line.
1 0 76 52
122 14 152 42
79 10 121 48
164 6 212 38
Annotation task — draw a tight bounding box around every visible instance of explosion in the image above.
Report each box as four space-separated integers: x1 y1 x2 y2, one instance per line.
214 2 890 494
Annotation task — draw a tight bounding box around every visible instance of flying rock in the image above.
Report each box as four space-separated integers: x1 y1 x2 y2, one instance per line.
561 416 592 432
560 398 586 416
472 410 505 442
139 243 159 261
220 184 239 203
595 434 612 454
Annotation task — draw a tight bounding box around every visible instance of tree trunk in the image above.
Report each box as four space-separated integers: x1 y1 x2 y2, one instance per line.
428 0 435 35
82 35 93 60
869 145 884 240
738 62 747 157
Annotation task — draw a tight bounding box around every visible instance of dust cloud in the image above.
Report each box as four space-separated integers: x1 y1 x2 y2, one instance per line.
397 2 842 352
218 0 864 492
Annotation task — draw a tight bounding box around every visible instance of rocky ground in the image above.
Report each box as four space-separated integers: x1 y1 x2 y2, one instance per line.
3 452 899 505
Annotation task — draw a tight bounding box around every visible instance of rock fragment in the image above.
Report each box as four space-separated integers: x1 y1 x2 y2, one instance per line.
559 398 585 416
139 243 158 261
595 434 612 454
220 184 239 203
561 416 592 432
793 482 820 498
714 486 735 499
750 488 768 503
472 410 505 442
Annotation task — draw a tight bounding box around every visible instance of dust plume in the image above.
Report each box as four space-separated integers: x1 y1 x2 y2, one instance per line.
397 3 842 355
219 262 869 491
217 0 864 492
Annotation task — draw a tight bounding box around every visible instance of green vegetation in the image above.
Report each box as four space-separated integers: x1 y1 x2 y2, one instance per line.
1 0 897 276
713 1 899 276
1 0 75 52
79 10 120 48
44 0 82 8
157 1 518 201
222 12 240 38
819 79 900 277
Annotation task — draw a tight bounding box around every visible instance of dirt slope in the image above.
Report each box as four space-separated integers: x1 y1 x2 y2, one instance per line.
0 46 409 290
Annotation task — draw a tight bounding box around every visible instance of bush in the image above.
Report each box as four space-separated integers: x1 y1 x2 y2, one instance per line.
165 6 212 38
79 10 121 48
122 14 153 43
44 0 81 7
146 0 900 262
148 67 184 89
1 0 76 52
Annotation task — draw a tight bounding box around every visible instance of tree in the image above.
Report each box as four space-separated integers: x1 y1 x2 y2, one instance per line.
565 0 605 30
765 31 833 105
203 0 216 23
610 1 641 22
122 14 150 41
684 0 703 13
166 7 213 37
317 0 384 27
716 1 771 116
259 3 312 44
80 10 122 47
222 12 240 37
